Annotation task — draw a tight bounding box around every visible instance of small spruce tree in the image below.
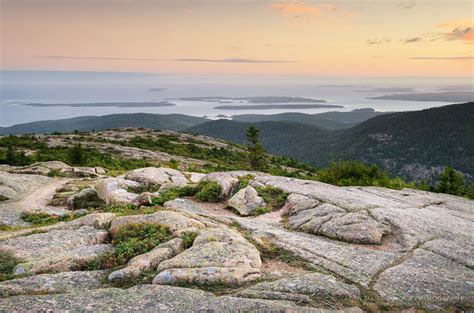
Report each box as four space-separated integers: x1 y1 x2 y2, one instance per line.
246 126 266 171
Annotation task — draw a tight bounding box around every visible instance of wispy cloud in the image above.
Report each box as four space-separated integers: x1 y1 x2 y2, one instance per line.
366 38 391 45
270 1 356 19
173 58 293 64
34 55 293 64
34 56 163 61
443 27 474 42
409 56 474 60
404 37 422 43
397 0 416 9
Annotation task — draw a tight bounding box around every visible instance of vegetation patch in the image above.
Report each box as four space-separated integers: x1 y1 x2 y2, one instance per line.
0 251 20 282
21 212 76 226
72 251 116 272
237 174 255 191
92 204 158 216
112 223 171 265
150 185 199 206
255 186 289 211
180 231 199 249
195 181 222 202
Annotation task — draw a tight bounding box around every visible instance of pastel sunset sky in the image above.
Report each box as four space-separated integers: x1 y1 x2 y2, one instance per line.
1 0 473 76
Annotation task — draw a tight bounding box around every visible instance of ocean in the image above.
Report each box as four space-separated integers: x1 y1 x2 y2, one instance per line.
0 71 470 127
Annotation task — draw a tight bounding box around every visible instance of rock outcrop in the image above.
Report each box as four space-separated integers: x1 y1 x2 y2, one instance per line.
153 227 262 285
0 167 472 311
228 186 267 216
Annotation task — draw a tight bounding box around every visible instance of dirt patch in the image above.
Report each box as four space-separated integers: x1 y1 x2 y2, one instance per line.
261 259 311 279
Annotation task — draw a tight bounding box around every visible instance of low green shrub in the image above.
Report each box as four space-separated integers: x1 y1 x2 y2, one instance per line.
195 181 222 202
0 251 20 282
180 231 199 249
150 185 199 206
96 204 157 216
237 174 255 190
255 186 289 211
112 223 171 265
21 212 75 226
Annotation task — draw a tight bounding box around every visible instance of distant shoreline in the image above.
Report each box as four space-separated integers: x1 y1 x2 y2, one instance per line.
214 104 343 110
22 101 176 108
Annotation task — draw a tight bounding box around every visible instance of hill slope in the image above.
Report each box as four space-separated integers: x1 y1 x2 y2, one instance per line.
0 113 208 135
188 103 474 181
231 108 387 130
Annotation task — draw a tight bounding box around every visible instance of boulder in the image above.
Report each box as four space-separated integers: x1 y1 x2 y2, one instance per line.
67 188 104 210
185 172 206 184
95 177 139 205
227 186 267 216
0 226 109 261
13 244 114 276
153 227 261 285
70 212 116 229
124 167 189 188
0 270 106 297
201 172 239 199
286 198 390 245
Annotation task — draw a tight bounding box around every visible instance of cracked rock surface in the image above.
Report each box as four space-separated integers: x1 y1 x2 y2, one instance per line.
0 167 473 311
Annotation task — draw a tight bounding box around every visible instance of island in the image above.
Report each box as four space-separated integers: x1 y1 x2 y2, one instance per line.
147 88 167 92
355 87 415 92
169 96 327 103
368 91 474 102
213 104 343 110
23 101 176 108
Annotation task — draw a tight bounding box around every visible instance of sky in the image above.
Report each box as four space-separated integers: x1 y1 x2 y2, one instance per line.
1 0 473 77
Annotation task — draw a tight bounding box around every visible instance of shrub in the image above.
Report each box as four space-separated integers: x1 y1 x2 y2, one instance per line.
180 231 199 249
0 251 20 282
316 161 411 190
150 185 199 206
255 186 289 211
237 174 255 191
96 204 157 216
21 212 75 226
113 223 171 265
195 181 222 202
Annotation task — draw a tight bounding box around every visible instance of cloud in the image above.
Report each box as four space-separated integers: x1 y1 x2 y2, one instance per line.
404 37 422 43
271 2 322 17
34 56 293 64
270 1 356 19
409 56 474 60
397 0 416 9
366 38 391 45
34 56 163 61
173 58 293 63
443 27 474 42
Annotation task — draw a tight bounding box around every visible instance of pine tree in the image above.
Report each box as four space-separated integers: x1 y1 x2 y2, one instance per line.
435 167 467 196
246 126 266 171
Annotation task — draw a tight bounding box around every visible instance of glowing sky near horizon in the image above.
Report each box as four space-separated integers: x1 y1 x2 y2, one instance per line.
1 0 473 76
